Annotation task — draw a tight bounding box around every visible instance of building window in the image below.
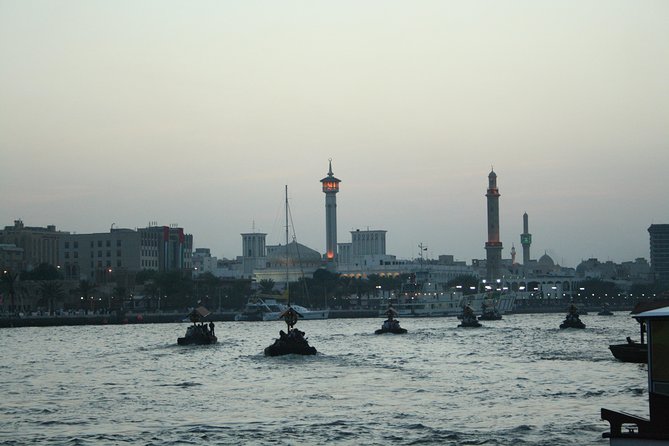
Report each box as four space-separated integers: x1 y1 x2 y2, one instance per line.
74 252 78 259
98 251 102 257
116 250 121 257
106 240 111 247
116 240 121 247
106 251 111 257
117 260 122 267
74 241 78 249
90 241 94 248
64 252 69 259
65 242 70 249
98 241 102 247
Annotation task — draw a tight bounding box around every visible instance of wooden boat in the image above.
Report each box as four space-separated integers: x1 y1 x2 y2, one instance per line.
560 304 585 329
458 305 482 328
177 306 217 345
608 341 647 364
375 305 408 334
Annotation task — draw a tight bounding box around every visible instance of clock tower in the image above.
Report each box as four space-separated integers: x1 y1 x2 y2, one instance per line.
320 159 341 266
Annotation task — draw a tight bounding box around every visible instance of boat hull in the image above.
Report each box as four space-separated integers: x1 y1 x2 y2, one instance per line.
177 335 217 346
609 343 648 363
264 339 317 356
560 320 586 329
374 327 407 334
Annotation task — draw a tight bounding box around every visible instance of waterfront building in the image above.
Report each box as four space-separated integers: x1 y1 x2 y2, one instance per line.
0 244 24 272
59 224 192 283
192 248 219 277
485 169 503 282
0 220 68 270
320 159 341 266
648 224 669 289
241 232 267 277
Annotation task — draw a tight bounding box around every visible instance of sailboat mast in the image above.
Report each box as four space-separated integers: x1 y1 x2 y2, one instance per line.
285 185 290 306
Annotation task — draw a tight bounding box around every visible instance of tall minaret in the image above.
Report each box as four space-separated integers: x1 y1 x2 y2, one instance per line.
520 212 532 265
320 159 341 266
485 169 503 282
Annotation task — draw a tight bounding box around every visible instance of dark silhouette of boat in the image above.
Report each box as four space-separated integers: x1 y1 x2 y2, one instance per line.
264 307 317 356
478 301 502 321
598 304 614 316
607 301 661 363
560 304 585 329
177 306 217 345
458 305 482 328
375 305 407 334
609 339 647 364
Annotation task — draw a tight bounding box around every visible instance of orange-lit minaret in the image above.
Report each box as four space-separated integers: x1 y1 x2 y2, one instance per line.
320 159 341 266
485 169 503 282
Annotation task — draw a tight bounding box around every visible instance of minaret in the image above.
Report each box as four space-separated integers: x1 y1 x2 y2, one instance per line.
320 159 341 266
521 212 532 265
511 245 517 265
485 169 503 282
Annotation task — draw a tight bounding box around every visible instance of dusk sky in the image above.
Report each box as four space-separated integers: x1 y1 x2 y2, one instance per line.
1 1 668 268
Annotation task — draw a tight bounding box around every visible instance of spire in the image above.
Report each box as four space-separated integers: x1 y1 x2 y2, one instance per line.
328 158 333 176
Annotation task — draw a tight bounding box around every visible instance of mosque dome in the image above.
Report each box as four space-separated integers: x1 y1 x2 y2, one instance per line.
267 241 321 265
538 253 555 267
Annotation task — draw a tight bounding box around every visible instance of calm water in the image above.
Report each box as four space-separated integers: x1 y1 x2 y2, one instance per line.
0 313 649 445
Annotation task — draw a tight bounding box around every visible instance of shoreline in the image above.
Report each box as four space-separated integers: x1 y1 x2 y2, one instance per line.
0 304 636 328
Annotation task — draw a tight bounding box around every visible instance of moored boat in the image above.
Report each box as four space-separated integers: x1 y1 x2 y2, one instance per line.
236 297 329 321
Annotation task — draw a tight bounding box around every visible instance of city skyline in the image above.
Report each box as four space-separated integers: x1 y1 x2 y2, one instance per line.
1 1 668 268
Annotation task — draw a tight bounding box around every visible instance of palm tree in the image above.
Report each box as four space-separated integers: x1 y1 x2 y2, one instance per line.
258 279 275 294
39 281 65 315
74 279 97 310
1 271 18 313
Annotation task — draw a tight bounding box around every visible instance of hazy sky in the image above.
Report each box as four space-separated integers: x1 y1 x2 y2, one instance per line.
1 0 668 268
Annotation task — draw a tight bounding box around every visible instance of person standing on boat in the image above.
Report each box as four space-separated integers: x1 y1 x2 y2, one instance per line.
209 321 215 337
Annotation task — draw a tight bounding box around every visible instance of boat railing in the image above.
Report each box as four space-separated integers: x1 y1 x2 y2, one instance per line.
601 408 651 438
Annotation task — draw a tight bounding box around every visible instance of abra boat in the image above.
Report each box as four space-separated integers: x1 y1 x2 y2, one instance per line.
608 302 652 363
264 314 317 356
560 305 586 329
609 341 647 364
375 306 407 334
478 301 502 321
458 305 482 328
598 304 614 316
177 306 217 345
